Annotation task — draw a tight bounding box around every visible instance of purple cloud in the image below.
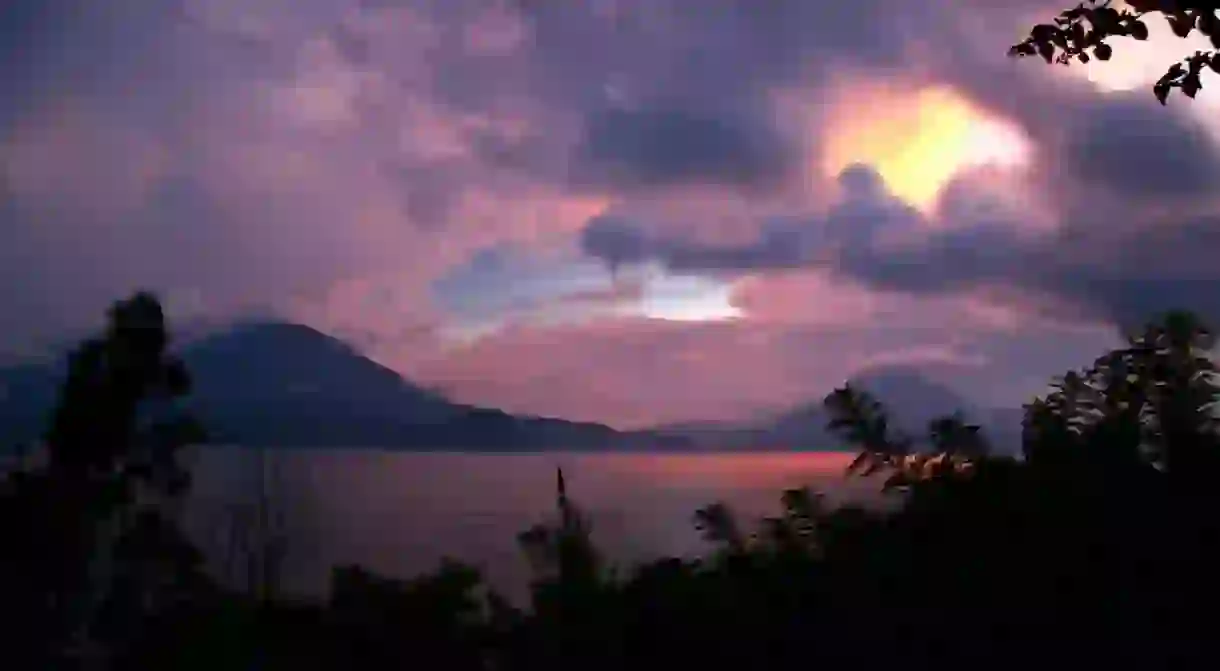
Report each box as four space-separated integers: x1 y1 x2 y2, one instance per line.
5 0 1216 424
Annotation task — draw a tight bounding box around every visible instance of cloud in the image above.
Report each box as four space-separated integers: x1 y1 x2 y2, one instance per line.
837 86 1220 330
7 0 1220 424
572 106 796 191
1060 95 1220 200
0 0 986 341
579 216 653 269
579 214 810 275
0 0 581 349
414 317 919 427
576 164 922 276
507 0 959 195
412 311 1112 428
577 85 1220 331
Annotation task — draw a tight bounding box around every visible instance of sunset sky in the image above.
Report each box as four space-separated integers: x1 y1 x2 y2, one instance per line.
4 0 1220 428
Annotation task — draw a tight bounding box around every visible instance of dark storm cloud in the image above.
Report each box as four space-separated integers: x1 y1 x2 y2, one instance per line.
10 0 1220 356
1040 215 1220 329
562 0 1220 333
580 214 808 274
341 0 984 203
500 0 936 191
572 107 795 191
915 84 1220 328
579 139 1220 331
578 165 922 274
881 10 1220 330
580 216 652 269
825 180 1220 330
1060 96 1220 200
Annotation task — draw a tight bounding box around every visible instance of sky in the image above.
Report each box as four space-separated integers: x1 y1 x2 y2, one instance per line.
3 0 1220 428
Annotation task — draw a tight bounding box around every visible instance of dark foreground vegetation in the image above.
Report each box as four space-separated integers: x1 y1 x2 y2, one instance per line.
4 291 1220 670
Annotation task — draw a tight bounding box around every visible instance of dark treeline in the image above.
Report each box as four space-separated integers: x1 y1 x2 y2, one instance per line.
3 292 1220 670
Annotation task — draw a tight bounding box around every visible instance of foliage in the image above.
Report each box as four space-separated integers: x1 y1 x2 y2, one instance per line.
483 309 1220 669
6 296 1220 669
325 561 488 671
823 384 980 491
0 291 214 669
1011 0 1220 103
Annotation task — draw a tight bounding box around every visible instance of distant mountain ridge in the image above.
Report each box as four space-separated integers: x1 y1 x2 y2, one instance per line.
0 321 685 451
653 367 1023 454
0 321 1022 453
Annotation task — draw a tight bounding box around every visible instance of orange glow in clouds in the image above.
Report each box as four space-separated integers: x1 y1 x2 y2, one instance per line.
821 83 1031 214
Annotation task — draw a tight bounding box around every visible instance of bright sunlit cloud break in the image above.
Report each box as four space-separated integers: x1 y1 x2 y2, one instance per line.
822 84 1032 213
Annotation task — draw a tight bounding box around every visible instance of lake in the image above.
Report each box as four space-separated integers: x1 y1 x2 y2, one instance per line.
176 449 878 603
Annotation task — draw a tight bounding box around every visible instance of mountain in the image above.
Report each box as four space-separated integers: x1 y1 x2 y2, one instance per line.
851 368 1024 454
0 324 1025 453
656 366 1023 454
0 322 685 451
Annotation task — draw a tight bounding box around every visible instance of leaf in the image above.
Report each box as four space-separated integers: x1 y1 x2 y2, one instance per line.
1130 19 1149 41
1155 81 1171 105
1031 23 1058 42
881 471 909 492
1169 13 1194 38
1038 40 1055 64
1202 12 1220 37
860 459 885 478
1070 20 1086 43
1009 42 1037 57
1182 73 1202 98
845 451 871 476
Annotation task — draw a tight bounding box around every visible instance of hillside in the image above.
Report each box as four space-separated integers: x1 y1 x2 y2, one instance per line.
654 366 1023 454
0 322 681 450
0 325 1022 453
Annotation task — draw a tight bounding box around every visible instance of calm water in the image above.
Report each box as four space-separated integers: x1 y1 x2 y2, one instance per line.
177 449 877 602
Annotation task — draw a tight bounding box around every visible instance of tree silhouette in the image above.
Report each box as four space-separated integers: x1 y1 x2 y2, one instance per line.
326 560 488 671
1023 309 1219 472
1011 0 1220 103
823 383 981 492
9 293 1220 670
244 309 1220 668
518 467 603 587
823 384 909 478
466 309 1220 669
0 291 210 668
692 500 747 553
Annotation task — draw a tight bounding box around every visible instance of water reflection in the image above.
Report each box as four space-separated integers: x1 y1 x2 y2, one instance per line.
181 449 876 602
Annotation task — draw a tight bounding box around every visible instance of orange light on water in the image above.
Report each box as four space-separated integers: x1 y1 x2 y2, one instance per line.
597 451 858 486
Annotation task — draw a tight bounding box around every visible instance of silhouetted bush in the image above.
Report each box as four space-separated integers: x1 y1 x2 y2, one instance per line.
6 295 1220 670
